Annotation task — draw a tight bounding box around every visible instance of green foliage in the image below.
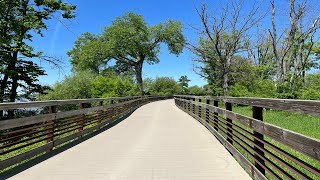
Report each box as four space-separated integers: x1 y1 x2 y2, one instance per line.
298 74 320 100
67 33 105 74
178 75 190 94
44 71 139 100
68 12 185 94
43 71 95 100
91 75 138 98
188 85 205 95
148 77 182 96
229 84 251 97
229 80 276 98
0 0 76 105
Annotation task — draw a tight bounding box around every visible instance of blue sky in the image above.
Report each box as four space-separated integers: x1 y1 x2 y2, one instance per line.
33 0 208 87
31 0 320 87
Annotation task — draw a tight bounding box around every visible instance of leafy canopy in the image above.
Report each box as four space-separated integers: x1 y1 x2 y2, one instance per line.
101 12 185 65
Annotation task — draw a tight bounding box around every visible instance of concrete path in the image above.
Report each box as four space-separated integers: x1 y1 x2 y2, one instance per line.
11 99 251 180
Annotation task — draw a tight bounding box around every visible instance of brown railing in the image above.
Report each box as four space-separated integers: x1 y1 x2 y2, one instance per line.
0 96 167 171
174 95 320 180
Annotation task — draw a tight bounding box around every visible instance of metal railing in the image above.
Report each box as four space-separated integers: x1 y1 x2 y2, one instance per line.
174 95 320 180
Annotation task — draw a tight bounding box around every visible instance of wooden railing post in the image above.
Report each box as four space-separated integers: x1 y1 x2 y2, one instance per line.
110 100 114 121
98 101 103 126
206 99 210 123
47 105 56 150
226 102 233 144
187 98 191 112
213 100 219 131
253 106 266 175
198 98 202 119
79 103 86 132
192 98 195 114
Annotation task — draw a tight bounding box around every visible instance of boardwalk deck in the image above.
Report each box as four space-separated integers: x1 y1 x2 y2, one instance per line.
10 99 250 180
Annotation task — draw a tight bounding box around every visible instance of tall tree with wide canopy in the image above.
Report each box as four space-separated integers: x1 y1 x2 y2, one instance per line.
69 12 185 94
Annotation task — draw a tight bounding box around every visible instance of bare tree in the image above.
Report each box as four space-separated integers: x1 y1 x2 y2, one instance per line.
268 0 320 84
192 0 266 95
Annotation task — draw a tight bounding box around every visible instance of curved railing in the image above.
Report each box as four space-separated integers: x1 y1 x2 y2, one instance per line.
0 96 168 171
174 95 320 180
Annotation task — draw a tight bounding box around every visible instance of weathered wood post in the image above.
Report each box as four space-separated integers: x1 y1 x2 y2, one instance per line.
187 97 191 112
79 103 86 132
198 98 202 119
253 106 265 175
110 99 114 121
206 99 210 123
192 98 195 115
225 102 233 144
213 100 219 131
47 105 56 150
98 101 103 126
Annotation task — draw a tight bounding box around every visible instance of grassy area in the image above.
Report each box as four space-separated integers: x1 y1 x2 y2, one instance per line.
232 105 320 139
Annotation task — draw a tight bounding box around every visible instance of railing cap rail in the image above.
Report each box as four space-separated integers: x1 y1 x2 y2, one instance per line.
174 95 320 116
0 96 144 110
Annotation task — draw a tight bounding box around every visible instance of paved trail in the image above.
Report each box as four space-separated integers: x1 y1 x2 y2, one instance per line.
11 99 250 180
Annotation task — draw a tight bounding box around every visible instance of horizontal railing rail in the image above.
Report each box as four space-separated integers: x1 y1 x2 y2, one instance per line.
176 95 320 116
174 95 320 180
0 96 169 171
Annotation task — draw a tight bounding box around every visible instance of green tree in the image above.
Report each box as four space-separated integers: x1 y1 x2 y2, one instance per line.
298 74 320 100
67 33 104 74
91 75 138 98
69 12 185 95
149 77 182 96
43 71 95 100
178 75 190 94
188 85 204 95
0 0 76 107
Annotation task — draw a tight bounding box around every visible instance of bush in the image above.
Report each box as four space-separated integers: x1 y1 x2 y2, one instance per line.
91 75 138 98
229 84 251 97
44 71 139 100
188 85 205 95
298 74 320 100
149 77 182 96
43 71 95 100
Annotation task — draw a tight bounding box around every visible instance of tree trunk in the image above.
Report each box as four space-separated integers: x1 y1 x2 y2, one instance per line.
223 56 231 96
8 52 18 118
0 74 8 103
223 68 228 96
135 61 144 95
9 52 18 103
0 74 8 120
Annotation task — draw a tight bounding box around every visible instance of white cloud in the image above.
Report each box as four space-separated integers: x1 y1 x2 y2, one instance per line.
50 22 62 54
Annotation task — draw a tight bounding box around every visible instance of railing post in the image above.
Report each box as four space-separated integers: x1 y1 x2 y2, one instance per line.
98 101 103 127
187 98 191 112
213 100 219 131
47 105 56 151
192 98 195 114
198 98 202 119
110 100 114 121
79 103 86 132
253 106 265 175
225 102 233 144
206 99 210 123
